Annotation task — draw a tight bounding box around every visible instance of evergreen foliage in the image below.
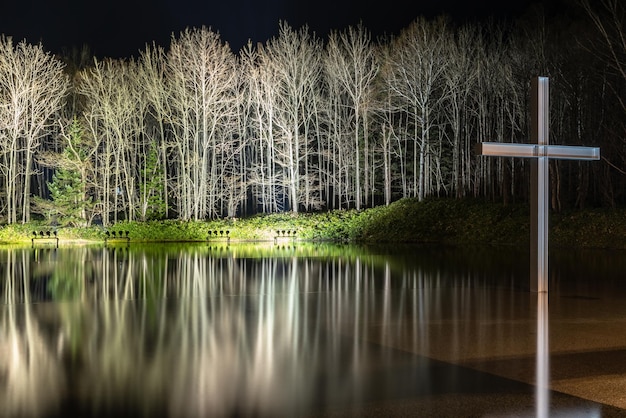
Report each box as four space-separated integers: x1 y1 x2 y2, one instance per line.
47 166 85 226
139 143 166 221
32 118 92 226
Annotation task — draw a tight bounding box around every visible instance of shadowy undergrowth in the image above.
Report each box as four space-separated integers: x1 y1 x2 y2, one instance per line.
1 198 625 250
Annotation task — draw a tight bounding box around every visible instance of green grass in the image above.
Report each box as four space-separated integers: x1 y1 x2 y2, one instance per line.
2 198 626 250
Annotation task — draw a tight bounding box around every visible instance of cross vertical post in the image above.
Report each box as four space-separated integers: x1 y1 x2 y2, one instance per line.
531 76 549 293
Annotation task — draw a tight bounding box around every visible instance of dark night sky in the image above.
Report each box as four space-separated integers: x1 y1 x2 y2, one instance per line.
1 0 567 59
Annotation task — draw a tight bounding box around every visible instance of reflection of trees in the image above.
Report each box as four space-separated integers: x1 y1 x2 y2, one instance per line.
0 244 533 416
74 248 150 413
0 249 64 417
82 248 395 416
163 254 309 416
0 245 385 417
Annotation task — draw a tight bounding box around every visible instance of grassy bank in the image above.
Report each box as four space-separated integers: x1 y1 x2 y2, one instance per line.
2 198 626 249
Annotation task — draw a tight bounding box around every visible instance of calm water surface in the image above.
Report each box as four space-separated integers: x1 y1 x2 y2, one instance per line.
1 242 626 417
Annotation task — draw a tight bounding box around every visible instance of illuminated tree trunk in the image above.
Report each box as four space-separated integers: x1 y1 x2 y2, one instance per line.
384 17 448 202
79 58 139 224
258 22 322 213
138 44 171 219
167 27 238 219
0 36 69 223
325 23 378 210
442 24 479 198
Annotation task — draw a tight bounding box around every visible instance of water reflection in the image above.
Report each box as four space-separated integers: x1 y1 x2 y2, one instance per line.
536 292 549 418
0 244 622 417
1 249 65 417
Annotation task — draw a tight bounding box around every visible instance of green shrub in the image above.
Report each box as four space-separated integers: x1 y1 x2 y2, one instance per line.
2 198 625 249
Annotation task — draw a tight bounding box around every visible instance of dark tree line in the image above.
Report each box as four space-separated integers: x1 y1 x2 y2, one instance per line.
0 1 624 225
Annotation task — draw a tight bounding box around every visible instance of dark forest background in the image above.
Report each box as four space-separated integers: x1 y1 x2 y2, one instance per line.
0 0 624 226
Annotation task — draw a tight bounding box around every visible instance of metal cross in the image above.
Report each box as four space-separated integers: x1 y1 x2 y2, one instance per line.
476 76 600 293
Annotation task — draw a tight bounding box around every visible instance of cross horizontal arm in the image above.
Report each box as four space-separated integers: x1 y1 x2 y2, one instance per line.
475 142 600 161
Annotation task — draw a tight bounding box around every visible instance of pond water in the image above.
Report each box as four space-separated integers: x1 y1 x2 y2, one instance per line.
1 242 626 417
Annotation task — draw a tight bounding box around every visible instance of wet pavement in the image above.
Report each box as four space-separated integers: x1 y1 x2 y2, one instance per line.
322 286 626 417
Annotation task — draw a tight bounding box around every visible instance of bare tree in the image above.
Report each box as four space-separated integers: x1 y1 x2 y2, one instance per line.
383 17 449 201
320 48 353 209
78 58 141 224
256 22 323 213
440 24 480 198
138 43 171 219
581 0 626 108
324 23 379 210
0 36 69 223
240 43 277 213
580 0 626 205
167 27 239 219
0 13 619 220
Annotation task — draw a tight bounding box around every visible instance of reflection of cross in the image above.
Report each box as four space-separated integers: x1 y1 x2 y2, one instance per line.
476 77 600 293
